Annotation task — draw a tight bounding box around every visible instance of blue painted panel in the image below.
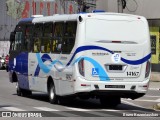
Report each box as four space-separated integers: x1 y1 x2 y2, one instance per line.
17 52 29 89
18 18 34 24
9 52 29 89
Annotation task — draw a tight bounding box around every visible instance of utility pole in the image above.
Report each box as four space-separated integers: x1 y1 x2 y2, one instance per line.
118 0 123 13
76 0 95 13
117 0 126 13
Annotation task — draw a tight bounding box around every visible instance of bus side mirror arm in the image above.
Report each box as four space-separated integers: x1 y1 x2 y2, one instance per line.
10 32 15 42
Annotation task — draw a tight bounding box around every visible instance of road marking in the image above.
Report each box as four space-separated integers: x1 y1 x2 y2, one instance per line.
2 107 26 111
134 99 158 102
102 109 119 112
145 95 160 98
66 107 90 111
155 99 160 102
122 99 148 109
149 88 160 91
125 98 160 103
33 107 60 111
66 107 115 117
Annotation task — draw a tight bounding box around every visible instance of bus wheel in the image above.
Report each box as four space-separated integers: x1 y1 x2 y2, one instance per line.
100 96 121 108
16 82 22 96
21 89 32 97
16 82 32 97
49 83 58 104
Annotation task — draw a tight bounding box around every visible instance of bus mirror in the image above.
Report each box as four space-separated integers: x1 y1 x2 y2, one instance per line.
10 32 15 42
57 44 62 52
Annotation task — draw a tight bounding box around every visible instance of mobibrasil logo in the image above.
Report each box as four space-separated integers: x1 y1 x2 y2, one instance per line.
111 53 121 63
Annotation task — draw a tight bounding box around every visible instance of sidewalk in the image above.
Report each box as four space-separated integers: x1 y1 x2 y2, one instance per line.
149 82 160 90
150 72 160 110
149 72 160 90
150 72 160 82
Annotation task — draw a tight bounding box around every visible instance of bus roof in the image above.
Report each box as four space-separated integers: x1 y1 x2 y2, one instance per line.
32 14 79 23
18 12 146 24
18 18 34 24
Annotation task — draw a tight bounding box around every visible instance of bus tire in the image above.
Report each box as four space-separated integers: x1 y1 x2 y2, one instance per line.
49 83 58 104
16 82 22 96
21 89 32 97
16 82 32 97
100 96 121 108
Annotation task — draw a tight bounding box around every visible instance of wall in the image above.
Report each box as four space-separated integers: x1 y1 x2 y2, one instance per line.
123 0 160 19
98 0 160 19
0 41 10 57
96 0 108 12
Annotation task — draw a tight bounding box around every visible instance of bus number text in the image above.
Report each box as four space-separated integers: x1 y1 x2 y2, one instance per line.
127 72 139 77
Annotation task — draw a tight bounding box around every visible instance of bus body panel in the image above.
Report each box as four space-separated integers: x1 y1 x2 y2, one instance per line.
28 53 75 95
77 16 151 82
9 52 29 89
80 43 149 82
9 12 151 99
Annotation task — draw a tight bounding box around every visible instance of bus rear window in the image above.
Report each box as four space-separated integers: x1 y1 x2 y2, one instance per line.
86 19 147 44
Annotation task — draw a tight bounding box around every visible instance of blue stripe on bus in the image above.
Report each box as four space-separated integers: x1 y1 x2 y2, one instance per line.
66 45 114 66
121 53 151 65
19 18 34 23
34 45 151 79
34 54 63 76
35 54 110 81
66 45 151 66
73 57 110 81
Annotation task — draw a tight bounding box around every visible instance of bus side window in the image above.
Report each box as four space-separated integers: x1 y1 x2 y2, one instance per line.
12 25 25 51
52 39 58 52
24 25 33 52
33 23 43 53
52 22 64 53
41 22 53 53
62 21 77 54
15 32 23 51
10 32 15 51
33 38 41 52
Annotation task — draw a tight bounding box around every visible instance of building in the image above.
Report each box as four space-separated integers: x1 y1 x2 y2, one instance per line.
96 0 160 72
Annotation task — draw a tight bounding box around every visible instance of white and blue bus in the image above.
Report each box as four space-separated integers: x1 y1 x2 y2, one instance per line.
9 12 151 107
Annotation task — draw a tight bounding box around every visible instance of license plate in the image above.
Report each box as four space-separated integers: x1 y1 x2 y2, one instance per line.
105 85 125 88
109 65 122 70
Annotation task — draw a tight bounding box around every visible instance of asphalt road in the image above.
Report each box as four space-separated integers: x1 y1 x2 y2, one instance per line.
0 70 160 120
